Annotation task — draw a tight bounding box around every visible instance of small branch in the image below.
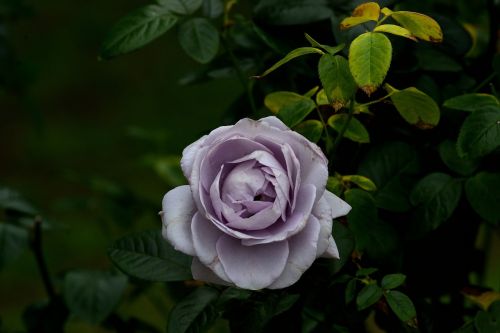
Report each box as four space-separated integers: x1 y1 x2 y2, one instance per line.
473 72 497 93
359 91 395 107
31 216 56 300
331 100 355 155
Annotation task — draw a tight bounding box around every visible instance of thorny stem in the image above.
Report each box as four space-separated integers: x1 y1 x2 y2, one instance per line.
31 216 56 300
331 100 355 155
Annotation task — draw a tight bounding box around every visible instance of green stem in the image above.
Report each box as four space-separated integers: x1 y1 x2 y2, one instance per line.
221 36 257 114
473 72 497 93
331 100 355 154
375 15 389 28
359 91 395 107
31 216 56 300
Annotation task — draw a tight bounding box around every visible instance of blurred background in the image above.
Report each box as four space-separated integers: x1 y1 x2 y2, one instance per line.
0 0 242 330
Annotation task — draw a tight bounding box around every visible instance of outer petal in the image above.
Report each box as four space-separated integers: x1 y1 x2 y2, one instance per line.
191 213 231 282
324 190 352 219
191 258 232 286
322 236 340 259
161 185 196 256
259 116 289 131
181 135 207 179
216 236 289 290
268 215 321 289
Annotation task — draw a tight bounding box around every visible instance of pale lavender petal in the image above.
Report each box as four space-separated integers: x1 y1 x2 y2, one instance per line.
161 185 196 256
216 236 289 290
191 212 230 281
191 257 232 286
259 116 289 130
323 190 352 219
181 135 207 179
268 215 321 289
321 236 340 259
242 184 316 245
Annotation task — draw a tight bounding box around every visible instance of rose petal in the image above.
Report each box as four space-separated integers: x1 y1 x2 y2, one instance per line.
260 116 290 130
191 212 231 282
161 185 196 256
216 236 289 290
268 215 321 289
191 257 232 286
181 135 207 179
321 236 340 259
323 190 352 219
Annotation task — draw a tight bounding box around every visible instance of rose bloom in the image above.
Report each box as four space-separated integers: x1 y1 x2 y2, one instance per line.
161 117 351 290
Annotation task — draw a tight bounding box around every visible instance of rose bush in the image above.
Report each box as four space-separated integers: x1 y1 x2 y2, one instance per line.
161 116 351 290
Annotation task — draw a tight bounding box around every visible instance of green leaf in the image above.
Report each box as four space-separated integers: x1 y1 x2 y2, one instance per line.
475 301 500 333
108 230 192 282
358 142 419 212
356 284 383 310
443 94 499 112
264 91 316 128
356 267 378 277
254 47 324 78
157 0 203 15
0 188 37 215
294 120 323 143
202 0 223 18
344 189 398 260
345 279 357 304
318 54 357 110
390 11 443 42
340 2 380 30
374 24 416 41
326 177 343 196
465 172 500 225
386 85 440 129
416 48 461 72
0 223 28 270
254 1 333 26
63 270 127 324
342 175 377 191
167 286 220 333
315 89 329 106
457 107 500 159
381 274 406 290
410 173 462 231
327 114 370 143
385 290 417 322
439 140 479 176
349 32 392 95
304 33 344 55
303 86 319 98
178 18 219 64
331 222 354 273
100 5 178 59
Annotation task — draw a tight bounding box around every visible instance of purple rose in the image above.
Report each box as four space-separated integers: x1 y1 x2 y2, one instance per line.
161 117 351 290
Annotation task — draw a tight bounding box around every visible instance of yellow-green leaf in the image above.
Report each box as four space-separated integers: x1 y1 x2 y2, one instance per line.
318 54 357 110
327 114 370 143
294 120 323 143
349 32 392 95
315 89 329 106
340 2 380 30
264 91 316 128
342 175 377 191
390 11 443 43
304 33 345 55
374 24 417 41
386 84 440 128
254 47 324 78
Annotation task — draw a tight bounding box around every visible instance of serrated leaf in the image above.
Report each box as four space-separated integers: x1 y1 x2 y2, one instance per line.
304 33 345 55
358 142 419 212
465 172 500 225
108 230 192 282
345 279 357 304
349 32 392 95
167 286 220 333
357 284 383 310
385 290 417 322
340 2 380 30
178 17 219 64
0 223 28 270
100 5 178 59
294 120 323 143
439 140 479 176
254 47 324 78
318 54 357 110
410 173 462 231
374 24 417 41
381 274 406 290
157 0 203 15
327 114 370 143
390 11 443 42
63 270 127 324
342 175 377 191
386 84 440 129
457 107 500 159
356 267 378 277
264 91 316 128
443 94 499 112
